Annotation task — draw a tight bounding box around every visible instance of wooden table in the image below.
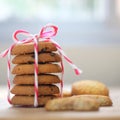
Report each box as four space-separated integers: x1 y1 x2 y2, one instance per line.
0 87 120 120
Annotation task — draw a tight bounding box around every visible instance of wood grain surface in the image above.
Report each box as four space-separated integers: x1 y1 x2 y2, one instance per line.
0 87 120 120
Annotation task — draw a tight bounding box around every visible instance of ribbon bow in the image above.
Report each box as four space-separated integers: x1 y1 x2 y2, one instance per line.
0 24 82 107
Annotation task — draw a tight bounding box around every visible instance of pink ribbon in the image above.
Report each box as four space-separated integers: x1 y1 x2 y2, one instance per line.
0 24 82 107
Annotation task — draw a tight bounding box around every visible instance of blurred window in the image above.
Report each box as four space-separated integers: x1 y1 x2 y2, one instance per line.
0 0 107 22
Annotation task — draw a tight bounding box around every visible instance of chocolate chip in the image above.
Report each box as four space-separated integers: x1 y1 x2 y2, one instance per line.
51 87 54 92
28 61 33 64
50 53 55 56
41 47 47 52
31 54 35 58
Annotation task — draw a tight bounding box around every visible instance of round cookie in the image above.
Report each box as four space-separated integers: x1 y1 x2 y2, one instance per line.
13 74 61 85
72 80 109 96
45 96 99 111
12 53 61 64
74 95 112 106
11 84 60 96
12 63 62 75
11 95 57 106
11 41 57 55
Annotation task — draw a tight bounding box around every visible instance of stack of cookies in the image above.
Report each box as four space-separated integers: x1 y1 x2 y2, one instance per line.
10 41 62 106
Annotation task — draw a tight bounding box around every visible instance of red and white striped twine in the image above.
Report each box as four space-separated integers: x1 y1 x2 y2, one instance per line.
0 24 82 107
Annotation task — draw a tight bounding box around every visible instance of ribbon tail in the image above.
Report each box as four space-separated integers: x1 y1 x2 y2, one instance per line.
0 49 9 58
50 39 82 75
73 66 82 75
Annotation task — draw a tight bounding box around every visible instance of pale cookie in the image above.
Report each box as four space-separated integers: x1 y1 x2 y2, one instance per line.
11 85 60 95
63 90 72 97
74 95 112 106
12 53 61 64
11 41 57 55
45 96 99 111
13 74 61 85
11 95 57 106
72 80 109 96
12 63 62 75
